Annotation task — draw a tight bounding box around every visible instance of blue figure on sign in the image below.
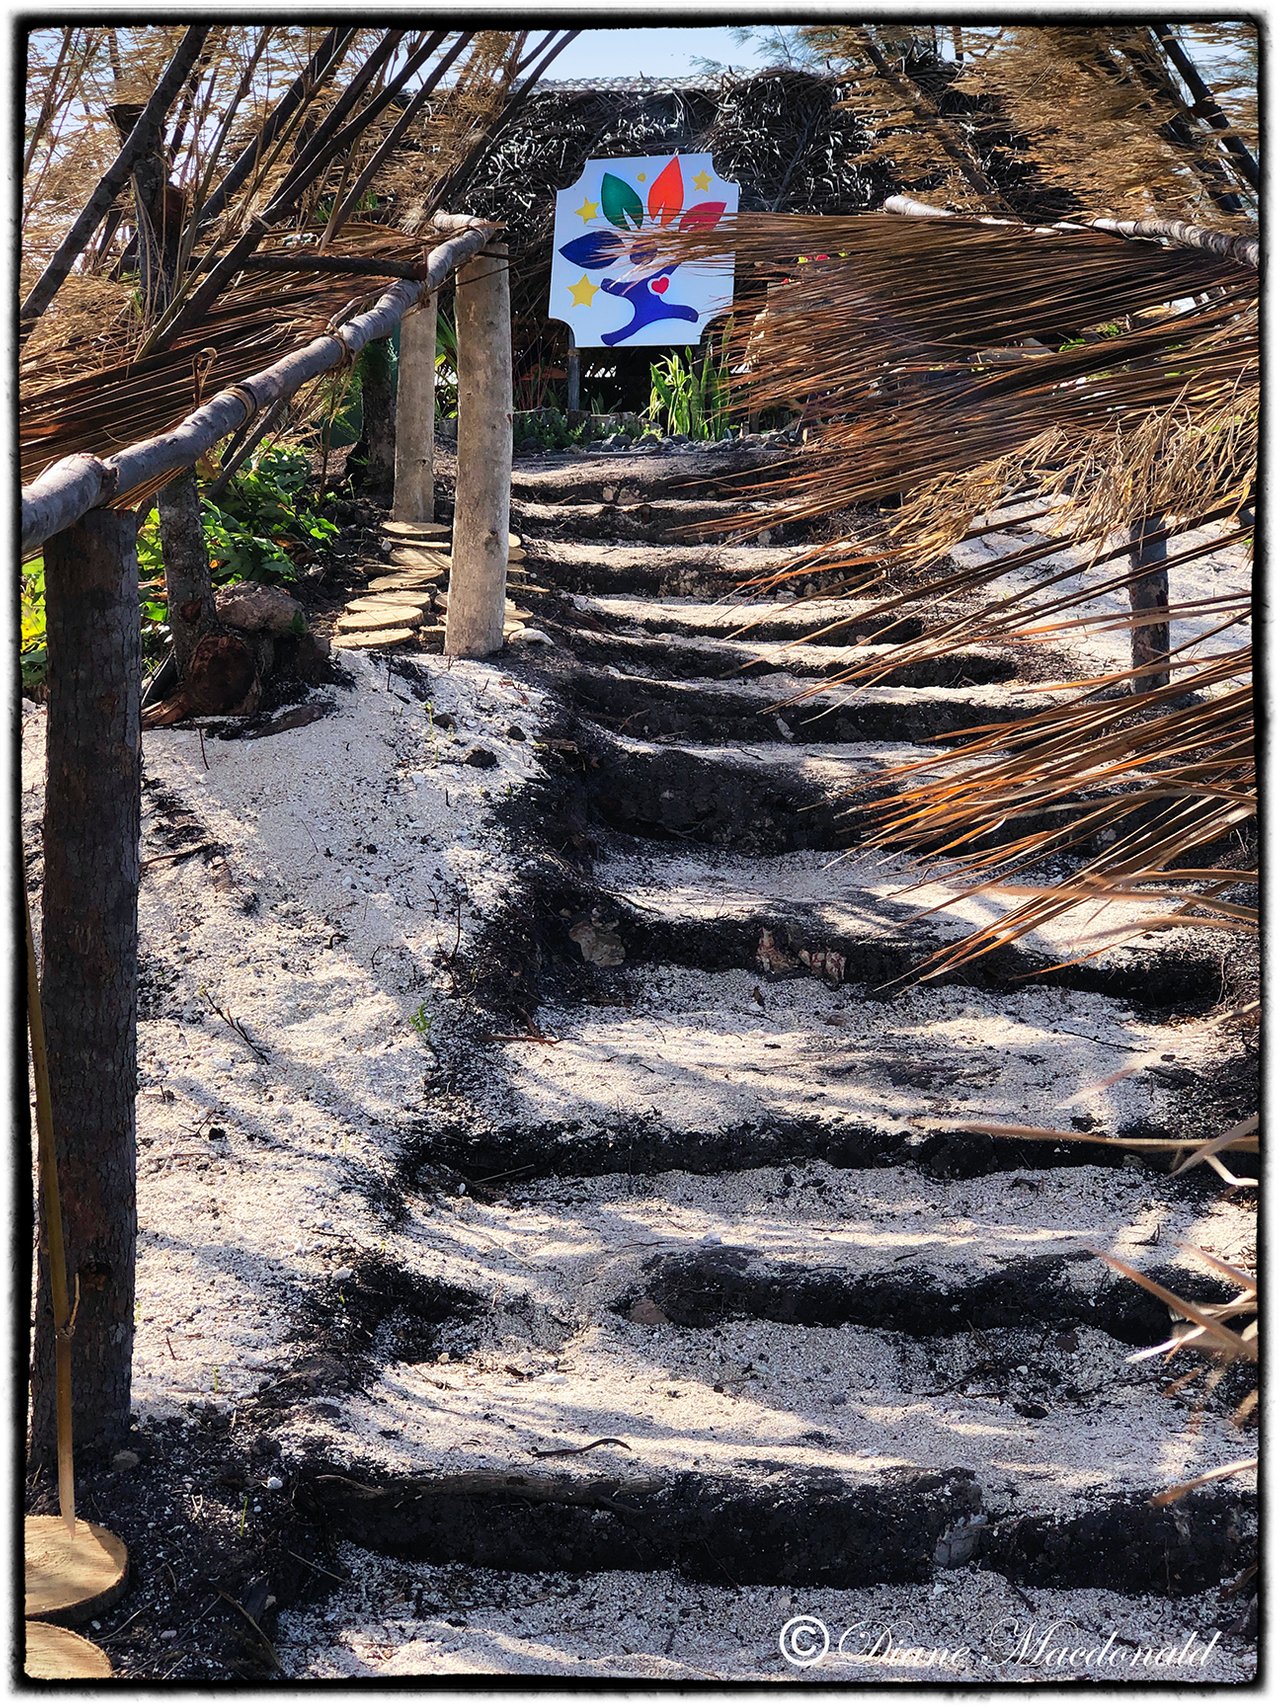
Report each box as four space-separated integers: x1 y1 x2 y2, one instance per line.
598 266 699 346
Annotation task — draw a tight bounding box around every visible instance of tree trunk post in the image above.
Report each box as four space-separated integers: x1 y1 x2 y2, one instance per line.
392 292 437 522
352 336 398 497
1129 512 1171 695
445 243 512 659
31 510 141 1464
157 466 215 672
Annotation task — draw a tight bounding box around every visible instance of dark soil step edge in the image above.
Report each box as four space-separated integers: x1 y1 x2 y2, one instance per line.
564 627 1019 688
304 1463 980 1587
513 498 814 546
302 1463 1252 1594
533 557 851 599
569 600 929 643
408 1111 1216 1190
582 735 1081 856
976 1490 1255 1596
570 668 1038 746
584 892 1230 1018
613 1247 1228 1348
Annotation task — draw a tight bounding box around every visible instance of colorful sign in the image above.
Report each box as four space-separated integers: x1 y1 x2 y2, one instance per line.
548 153 739 348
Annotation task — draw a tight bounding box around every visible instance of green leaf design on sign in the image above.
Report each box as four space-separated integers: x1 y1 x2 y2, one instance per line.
601 173 644 231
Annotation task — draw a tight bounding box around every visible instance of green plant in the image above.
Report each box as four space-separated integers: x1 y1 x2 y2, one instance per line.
20 558 47 687
513 402 591 452
644 340 732 439
409 1001 433 1039
132 443 338 660
435 310 459 418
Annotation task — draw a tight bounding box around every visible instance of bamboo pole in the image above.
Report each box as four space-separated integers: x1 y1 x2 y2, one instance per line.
883 194 1259 269
393 293 438 523
445 243 513 659
21 218 496 557
25 887 76 1530
1129 513 1171 694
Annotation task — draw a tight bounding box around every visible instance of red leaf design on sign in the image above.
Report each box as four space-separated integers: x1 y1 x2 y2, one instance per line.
647 157 684 227
679 200 726 231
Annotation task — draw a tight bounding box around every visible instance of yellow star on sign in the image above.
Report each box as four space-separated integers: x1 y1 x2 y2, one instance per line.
693 170 712 192
568 274 599 308
636 171 646 182
575 196 599 223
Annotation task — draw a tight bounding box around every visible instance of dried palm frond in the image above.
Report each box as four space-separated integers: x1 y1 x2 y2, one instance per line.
945 1114 1258 1190
653 205 1256 963
20 27 550 480
1094 1243 1257 1503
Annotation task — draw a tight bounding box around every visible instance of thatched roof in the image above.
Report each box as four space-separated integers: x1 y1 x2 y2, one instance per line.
448 67 894 329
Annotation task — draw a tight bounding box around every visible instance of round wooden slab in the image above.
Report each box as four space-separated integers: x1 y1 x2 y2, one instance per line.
345 593 432 614
365 576 447 597
25 1516 128 1624
436 594 533 623
334 627 416 650
381 520 451 540
25 1620 114 1679
337 608 425 633
387 546 451 569
383 523 522 550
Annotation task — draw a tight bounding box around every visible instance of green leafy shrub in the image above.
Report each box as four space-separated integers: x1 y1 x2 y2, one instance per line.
20 559 46 687
644 339 732 439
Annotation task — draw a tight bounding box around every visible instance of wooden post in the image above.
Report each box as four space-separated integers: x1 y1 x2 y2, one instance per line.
157 466 216 672
352 336 397 497
566 332 581 415
446 243 512 658
31 510 141 1462
1129 513 1170 695
393 292 437 522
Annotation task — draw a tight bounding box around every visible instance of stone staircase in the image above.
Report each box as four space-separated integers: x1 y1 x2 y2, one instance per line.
278 441 1256 1680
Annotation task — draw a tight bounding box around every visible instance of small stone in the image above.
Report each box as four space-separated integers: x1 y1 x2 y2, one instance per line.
264 1475 284 1491
463 747 498 769
112 1449 140 1471
216 582 305 635
160 1630 178 1641
332 1266 353 1282
507 627 552 647
627 1296 670 1326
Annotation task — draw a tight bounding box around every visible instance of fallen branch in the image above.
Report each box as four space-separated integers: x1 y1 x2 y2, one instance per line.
530 1438 632 1458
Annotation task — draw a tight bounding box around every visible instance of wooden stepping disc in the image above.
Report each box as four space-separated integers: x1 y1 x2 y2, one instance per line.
381 520 450 540
386 530 522 550
388 545 451 568
25 1516 128 1624
337 606 425 632
25 1621 114 1679
345 593 432 614
334 627 416 650
365 574 443 594
436 592 532 622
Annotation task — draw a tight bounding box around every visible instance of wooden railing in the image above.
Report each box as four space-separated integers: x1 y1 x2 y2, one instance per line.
22 211 517 1458
22 212 517 665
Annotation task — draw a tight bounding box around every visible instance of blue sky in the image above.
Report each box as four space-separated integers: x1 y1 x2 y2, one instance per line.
547 27 773 80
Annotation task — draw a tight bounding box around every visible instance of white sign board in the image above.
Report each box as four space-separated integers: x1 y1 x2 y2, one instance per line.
548 152 738 348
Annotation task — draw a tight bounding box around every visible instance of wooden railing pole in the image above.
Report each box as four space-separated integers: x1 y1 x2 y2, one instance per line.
1129 512 1171 695
445 243 512 658
392 292 437 523
31 509 141 1461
